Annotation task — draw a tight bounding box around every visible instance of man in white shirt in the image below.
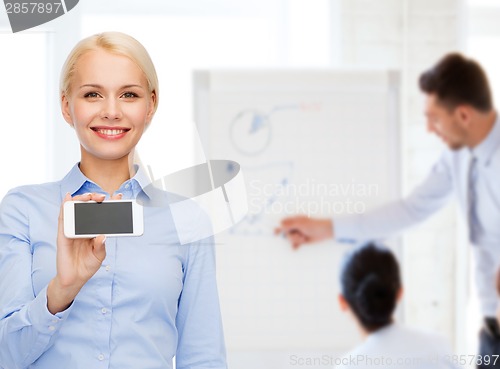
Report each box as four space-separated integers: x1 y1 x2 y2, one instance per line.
276 53 500 367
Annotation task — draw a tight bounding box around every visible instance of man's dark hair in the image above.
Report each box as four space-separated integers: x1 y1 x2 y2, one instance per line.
419 52 493 112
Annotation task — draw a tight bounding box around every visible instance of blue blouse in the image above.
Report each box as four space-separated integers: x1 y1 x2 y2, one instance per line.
0 163 227 369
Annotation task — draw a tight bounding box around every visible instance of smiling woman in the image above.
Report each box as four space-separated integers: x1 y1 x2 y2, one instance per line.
61 48 155 192
0 32 227 369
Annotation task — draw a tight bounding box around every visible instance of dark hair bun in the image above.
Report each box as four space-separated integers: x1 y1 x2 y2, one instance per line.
340 243 401 332
354 273 397 327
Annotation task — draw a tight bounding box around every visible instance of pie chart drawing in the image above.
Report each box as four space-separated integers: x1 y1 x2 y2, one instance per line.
230 109 272 156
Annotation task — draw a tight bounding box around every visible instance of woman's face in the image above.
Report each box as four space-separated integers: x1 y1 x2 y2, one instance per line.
62 49 155 163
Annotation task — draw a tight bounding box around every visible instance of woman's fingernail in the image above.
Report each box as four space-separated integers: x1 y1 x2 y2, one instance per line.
102 236 107 244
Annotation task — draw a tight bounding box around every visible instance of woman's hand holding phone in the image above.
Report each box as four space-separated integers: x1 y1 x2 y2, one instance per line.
47 192 122 314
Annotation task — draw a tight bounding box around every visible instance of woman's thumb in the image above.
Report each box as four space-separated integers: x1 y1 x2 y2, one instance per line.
93 235 107 262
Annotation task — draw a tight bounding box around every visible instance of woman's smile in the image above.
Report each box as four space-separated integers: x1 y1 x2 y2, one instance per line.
90 126 131 140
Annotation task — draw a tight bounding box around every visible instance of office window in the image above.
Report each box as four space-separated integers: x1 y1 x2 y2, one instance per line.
466 0 500 107
0 32 48 198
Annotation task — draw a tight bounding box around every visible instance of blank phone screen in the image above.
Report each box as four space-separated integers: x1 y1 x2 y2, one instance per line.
74 202 133 235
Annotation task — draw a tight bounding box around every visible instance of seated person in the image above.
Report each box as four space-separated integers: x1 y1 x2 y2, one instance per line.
479 267 500 364
336 243 461 369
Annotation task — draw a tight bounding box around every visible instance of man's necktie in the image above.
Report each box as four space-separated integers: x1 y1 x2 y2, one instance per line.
467 155 480 243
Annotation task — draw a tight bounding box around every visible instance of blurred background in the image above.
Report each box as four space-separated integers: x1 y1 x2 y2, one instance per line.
1 0 500 368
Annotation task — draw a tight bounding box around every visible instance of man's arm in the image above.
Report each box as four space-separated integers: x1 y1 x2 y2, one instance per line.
277 153 454 247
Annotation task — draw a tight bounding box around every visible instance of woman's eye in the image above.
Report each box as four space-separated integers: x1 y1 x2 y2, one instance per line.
84 92 99 98
122 92 138 99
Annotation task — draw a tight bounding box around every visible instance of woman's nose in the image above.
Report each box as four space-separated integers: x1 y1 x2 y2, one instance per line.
100 99 122 120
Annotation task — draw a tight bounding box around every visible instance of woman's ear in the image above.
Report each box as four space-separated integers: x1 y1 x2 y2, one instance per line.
61 94 74 127
338 294 349 312
396 287 404 302
146 90 157 125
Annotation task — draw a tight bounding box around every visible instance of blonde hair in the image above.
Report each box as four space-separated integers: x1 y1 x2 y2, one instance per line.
60 32 159 113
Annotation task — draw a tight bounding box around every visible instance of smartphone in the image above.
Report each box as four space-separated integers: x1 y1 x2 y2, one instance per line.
63 200 144 238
